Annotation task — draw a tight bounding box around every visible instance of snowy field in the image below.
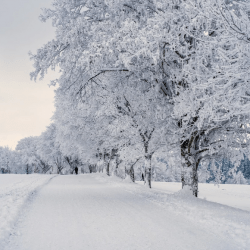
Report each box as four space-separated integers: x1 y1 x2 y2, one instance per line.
0 174 250 250
136 181 250 212
0 174 56 247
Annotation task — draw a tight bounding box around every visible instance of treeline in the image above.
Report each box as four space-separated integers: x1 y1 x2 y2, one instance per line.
1 146 249 185
2 0 250 196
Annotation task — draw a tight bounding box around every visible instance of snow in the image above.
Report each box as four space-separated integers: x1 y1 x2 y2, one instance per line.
136 181 250 212
0 174 55 247
1 174 250 250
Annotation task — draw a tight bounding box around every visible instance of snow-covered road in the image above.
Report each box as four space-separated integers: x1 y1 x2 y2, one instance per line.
3 174 250 250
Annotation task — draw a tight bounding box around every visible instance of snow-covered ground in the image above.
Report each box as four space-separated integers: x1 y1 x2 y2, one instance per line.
1 174 250 250
0 174 55 247
136 181 250 212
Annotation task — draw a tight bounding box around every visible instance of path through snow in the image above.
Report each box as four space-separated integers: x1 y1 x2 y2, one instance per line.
3 174 250 250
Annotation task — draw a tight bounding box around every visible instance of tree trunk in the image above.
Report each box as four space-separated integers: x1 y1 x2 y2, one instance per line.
106 160 110 176
129 165 135 182
144 154 152 188
191 160 200 197
26 164 29 174
141 173 144 181
181 139 199 197
191 164 198 197
97 160 102 173
139 129 154 188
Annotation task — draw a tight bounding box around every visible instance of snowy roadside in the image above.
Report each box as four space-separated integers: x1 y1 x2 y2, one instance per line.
0 174 56 246
137 181 250 212
94 174 250 249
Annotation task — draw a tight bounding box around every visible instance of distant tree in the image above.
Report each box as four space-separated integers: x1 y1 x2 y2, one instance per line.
37 123 66 174
0 146 23 174
15 137 39 174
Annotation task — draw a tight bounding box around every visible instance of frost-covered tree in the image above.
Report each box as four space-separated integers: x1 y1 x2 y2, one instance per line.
16 136 52 174
52 68 173 185
30 0 250 195
0 146 21 174
15 137 38 174
229 171 248 184
237 155 250 181
37 124 66 174
53 87 98 171
91 73 173 186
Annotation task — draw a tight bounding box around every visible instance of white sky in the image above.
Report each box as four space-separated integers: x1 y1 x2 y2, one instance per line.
0 0 58 149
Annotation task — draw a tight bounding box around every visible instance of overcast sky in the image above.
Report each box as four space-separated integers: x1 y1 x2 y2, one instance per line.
0 0 58 149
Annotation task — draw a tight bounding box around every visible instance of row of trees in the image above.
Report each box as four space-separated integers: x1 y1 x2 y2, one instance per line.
2 0 250 196
1 142 249 185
